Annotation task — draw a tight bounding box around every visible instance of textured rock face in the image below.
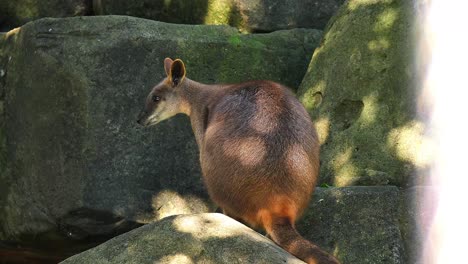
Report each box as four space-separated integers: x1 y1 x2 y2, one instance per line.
0 32 9 184
297 186 405 264
399 186 431 264
0 0 91 30
297 0 426 187
61 187 405 264
60 213 306 264
93 0 346 32
0 15 321 247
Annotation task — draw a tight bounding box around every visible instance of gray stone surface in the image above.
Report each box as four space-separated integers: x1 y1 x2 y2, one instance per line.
297 0 424 187
297 186 405 264
399 186 432 264
60 213 306 264
93 0 345 32
0 16 321 245
0 32 9 181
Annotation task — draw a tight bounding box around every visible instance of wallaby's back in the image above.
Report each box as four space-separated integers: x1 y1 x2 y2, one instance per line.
201 81 317 219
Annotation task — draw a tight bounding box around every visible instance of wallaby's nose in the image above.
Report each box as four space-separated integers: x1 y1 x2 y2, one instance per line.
137 110 148 126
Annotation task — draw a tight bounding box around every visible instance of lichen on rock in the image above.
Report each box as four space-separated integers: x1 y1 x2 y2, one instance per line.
298 0 422 187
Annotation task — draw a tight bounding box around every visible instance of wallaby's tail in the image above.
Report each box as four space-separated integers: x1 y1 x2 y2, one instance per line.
266 217 340 264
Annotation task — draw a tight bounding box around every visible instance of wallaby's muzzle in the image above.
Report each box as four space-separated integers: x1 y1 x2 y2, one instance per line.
136 110 149 126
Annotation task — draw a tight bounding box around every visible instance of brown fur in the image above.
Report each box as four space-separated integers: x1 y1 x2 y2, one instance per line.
137 58 340 264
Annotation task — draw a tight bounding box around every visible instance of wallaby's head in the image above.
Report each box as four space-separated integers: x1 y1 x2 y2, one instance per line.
137 58 187 126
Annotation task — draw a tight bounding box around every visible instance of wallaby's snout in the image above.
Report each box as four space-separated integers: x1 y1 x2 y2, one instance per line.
136 110 148 126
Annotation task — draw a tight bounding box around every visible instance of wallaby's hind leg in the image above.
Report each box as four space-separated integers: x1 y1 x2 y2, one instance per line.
269 217 339 264
259 209 340 264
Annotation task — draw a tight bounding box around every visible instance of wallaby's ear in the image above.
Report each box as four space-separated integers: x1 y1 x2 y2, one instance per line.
164 57 173 77
169 59 186 87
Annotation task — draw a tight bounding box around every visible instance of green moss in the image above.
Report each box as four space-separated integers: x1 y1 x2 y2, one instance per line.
298 0 417 187
204 0 232 25
228 35 242 46
201 0 246 31
170 22 321 88
13 0 40 21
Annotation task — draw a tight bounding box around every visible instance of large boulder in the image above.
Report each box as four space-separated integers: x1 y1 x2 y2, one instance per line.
297 0 429 187
1 15 321 254
297 186 405 263
0 0 91 31
93 0 345 32
60 213 306 264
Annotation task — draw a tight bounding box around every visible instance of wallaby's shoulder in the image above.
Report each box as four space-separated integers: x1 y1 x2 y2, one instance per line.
223 79 289 94
205 79 306 136
214 79 293 104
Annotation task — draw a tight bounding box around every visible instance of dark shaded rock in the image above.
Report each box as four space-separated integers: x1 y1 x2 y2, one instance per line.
0 0 343 32
92 0 210 26
0 15 321 249
60 213 306 264
0 0 91 31
297 0 428 187
399 186 431 264
0 243 64 264
233 0 346 32
298 186 405 263
0 31 11 182
93 0 345 32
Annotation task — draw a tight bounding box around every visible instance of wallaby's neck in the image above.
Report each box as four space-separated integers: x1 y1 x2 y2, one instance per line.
178 78 220 146
177 79 209 114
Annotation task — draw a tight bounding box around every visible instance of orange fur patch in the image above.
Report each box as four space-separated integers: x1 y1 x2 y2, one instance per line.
254 195 298 230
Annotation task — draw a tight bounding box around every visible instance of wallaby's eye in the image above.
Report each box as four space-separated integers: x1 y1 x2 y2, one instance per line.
152 95 160 102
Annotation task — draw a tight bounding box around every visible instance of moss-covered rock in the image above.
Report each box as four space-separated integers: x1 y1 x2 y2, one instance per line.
298 0 426 187
60 213 306 264
1 15 321 251
93 0 345 32
298 186 405 263
0 0 91 31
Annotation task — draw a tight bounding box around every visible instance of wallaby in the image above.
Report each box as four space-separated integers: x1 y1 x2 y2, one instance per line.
137 58 340 264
